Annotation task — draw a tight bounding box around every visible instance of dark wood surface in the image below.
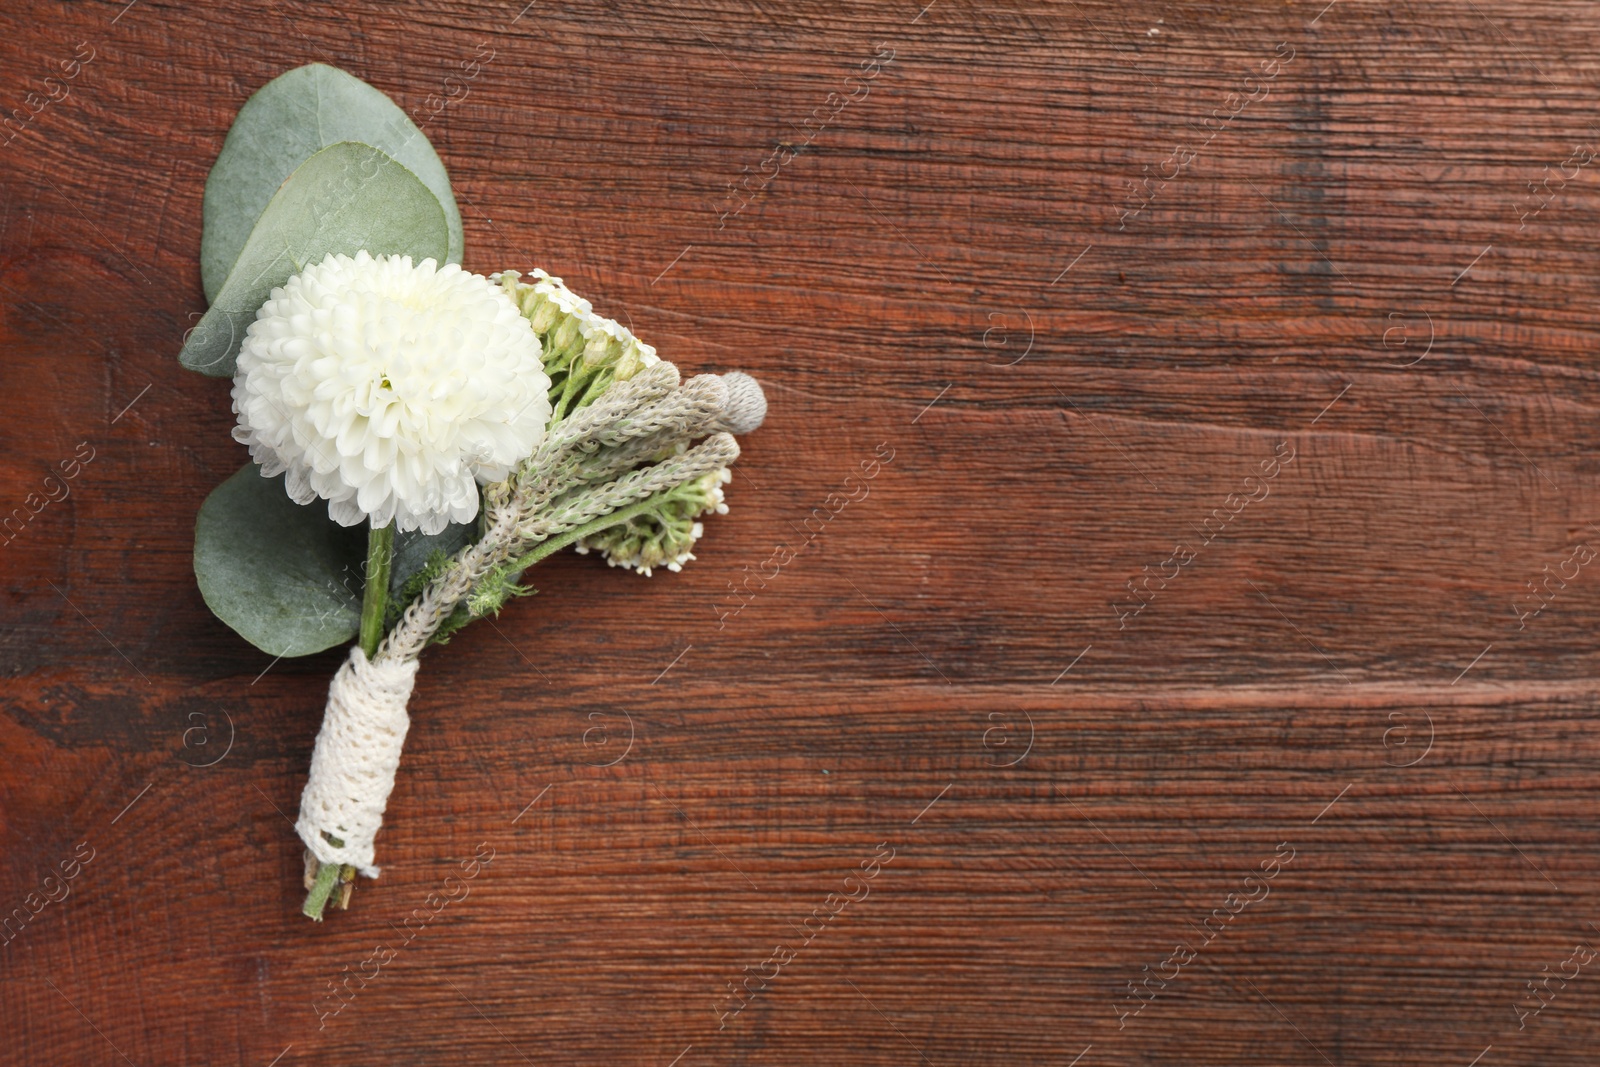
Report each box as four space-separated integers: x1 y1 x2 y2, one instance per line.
4 1 1600 1063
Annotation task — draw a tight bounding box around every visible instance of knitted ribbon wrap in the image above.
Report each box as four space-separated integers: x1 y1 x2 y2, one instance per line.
295 647 421 876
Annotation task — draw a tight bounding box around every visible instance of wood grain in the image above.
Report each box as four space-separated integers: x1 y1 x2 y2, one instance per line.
4 1 1600 1063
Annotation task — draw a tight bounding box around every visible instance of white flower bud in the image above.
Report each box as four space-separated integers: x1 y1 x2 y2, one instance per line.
713 371 767 434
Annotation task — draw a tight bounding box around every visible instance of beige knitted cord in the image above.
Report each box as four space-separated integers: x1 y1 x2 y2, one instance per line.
293 365 766 878
295 648 421 875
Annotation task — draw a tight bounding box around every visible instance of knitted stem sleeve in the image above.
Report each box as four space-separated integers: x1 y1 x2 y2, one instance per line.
294 647 421 876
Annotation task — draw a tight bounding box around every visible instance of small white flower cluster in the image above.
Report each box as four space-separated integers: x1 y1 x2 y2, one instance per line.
517 268 590 318
494 268 659 370
232 252 551 535
576 467 732 576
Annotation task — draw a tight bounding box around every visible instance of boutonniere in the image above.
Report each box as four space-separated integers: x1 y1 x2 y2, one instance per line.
180 64 766 921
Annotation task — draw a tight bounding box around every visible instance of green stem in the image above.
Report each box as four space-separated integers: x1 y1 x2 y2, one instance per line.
360 522 394 659
303 520 393 922
573 368 616 410
550 370 589 423
301 857 341 921
503 491 670 575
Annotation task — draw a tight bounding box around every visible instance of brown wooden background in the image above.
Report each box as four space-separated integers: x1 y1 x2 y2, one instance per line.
4 0 1600 1063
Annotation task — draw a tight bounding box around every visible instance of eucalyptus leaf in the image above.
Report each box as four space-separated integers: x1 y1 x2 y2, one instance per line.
179 141 449 377
194 463 366 658
201 63 463 302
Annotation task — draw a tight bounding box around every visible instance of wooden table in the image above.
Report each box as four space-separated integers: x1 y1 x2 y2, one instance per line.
3 1 1598 1063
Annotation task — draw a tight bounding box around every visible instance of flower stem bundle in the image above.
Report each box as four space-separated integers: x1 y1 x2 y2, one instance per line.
288 264 764 920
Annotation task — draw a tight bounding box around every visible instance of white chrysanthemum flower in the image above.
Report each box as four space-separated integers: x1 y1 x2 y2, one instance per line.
232 251 551 535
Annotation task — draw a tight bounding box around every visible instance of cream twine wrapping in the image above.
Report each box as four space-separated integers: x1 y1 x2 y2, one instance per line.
293 367 762 878
295 648 420 875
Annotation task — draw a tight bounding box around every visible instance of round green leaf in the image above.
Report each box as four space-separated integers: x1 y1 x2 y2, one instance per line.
201 63 463 302
194 463 368 658
179 141 449 377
